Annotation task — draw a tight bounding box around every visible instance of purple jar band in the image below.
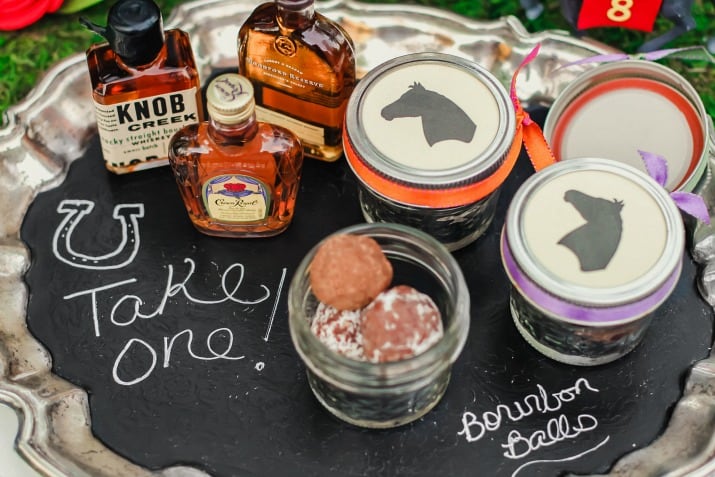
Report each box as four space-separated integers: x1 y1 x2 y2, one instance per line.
500 233 682 324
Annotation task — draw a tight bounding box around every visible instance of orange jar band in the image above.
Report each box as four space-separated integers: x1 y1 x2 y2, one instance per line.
345 123 524 209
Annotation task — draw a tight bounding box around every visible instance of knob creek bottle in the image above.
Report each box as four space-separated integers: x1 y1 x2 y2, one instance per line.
82 0 203 174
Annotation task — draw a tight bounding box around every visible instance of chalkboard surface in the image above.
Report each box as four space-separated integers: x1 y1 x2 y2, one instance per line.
21 108 714 477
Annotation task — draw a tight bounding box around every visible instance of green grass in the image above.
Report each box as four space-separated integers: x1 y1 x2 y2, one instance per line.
1 0 714 122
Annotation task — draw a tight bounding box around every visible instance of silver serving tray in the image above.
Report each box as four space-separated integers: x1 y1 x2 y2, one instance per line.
1 1 715 475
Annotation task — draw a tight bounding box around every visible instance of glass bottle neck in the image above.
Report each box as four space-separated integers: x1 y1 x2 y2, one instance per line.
114 42 166 72
208 114 259 145
276 0 315 29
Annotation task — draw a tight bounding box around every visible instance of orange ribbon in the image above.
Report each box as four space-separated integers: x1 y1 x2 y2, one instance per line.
510 43 557 172
344 125 523 208
345 44 556 208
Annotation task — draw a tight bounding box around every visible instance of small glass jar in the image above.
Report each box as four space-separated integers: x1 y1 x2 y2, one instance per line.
343 53 519 251
502 158 685 366
288 223 470 428
544 60 710 192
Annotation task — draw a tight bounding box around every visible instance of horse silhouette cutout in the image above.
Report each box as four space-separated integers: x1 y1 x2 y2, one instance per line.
381 82 476 147
558 190 624 272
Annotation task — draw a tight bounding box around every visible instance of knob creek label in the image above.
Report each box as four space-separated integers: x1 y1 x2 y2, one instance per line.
94 88 200 172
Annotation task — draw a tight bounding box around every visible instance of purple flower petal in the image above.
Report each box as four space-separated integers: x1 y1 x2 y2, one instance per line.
671 191 711 225
638 150 668 188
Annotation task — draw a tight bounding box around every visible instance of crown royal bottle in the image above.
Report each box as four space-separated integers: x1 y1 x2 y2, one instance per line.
82 0 202 174
237 0 356 162
168 74 304 238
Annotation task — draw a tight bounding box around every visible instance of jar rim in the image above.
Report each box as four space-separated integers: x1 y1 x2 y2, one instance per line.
288 222 470 388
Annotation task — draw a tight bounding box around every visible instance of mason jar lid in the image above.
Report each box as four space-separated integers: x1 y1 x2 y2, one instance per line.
344 53 515 205
544 60 708 192
504 157 684 311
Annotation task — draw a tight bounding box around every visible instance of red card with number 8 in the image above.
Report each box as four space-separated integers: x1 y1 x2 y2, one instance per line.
577 0 663 32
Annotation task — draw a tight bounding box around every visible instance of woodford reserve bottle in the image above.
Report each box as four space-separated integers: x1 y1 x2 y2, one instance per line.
168 74 304 238
81 0 202 174
237 0 356 162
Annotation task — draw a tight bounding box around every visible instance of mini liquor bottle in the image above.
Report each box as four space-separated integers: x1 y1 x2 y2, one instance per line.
81 0 202 174
168 73 304 238
237 0 356 162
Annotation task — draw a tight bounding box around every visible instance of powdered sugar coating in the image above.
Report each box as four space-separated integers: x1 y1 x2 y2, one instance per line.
310 302 365 360
361 285 444 363
309 234 393 310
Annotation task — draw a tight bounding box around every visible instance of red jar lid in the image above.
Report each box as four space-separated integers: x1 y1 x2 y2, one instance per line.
544 61 707 192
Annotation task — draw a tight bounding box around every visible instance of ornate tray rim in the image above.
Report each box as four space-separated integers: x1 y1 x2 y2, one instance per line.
1 1 715 475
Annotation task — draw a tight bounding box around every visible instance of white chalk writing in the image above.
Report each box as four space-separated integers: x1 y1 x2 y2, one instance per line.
501 414 598 459
458 378 606 469
57 200 288 386
53 200 143 270
112 328 245 386
458 378 599 443
510 436 610 477
263 267 286 342
64 258 276 337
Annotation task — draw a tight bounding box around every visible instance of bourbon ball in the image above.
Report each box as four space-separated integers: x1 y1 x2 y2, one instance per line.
310 302 364 360
309 234 393 310
361 285 444 363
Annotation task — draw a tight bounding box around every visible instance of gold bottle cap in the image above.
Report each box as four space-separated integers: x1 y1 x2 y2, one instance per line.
206 73 256 125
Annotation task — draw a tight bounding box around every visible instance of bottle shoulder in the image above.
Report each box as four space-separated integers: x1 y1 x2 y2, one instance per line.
172 122 301 157
240 2 278 28
85 30 200 92
238 22 354 83
163 29 200 68
239 4 353 53
257 122 303 151
311 12 354 46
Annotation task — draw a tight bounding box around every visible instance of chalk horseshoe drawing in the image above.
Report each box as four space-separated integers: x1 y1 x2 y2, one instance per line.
52 199 144 270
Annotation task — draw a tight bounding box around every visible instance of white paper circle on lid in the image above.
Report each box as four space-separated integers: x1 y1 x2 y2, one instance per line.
555 79 696 191
521 168 667 289
360 62 500 171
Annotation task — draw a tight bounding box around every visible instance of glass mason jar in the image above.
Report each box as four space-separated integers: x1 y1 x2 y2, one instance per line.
288 223 470 428
502 158 685 366
343 53 519 251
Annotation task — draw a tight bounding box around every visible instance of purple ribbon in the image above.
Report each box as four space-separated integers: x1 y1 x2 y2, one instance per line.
552 46 715 74
501 234 682 324
638 150 711 224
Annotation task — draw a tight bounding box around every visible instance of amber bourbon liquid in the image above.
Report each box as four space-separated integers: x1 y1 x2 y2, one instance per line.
238 0 356 162
85 29 202 174
169 74 304 238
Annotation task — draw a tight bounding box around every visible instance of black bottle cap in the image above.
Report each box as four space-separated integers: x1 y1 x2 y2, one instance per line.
80 0 165 66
